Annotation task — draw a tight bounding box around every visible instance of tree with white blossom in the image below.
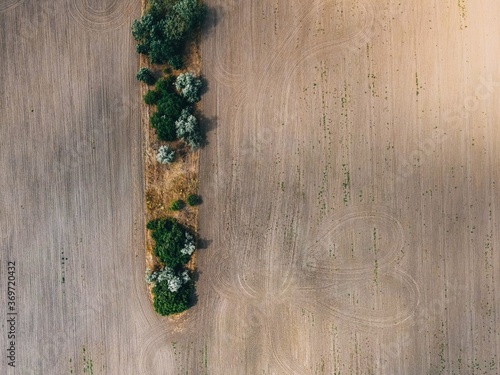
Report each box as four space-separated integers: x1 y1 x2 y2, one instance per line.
180 232 195 256
175 108 202 150
175 72 202 103
146 266 191 293
156 145 175 164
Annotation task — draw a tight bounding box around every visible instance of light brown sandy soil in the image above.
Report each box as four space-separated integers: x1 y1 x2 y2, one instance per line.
193 0 500 373
0 0 187 374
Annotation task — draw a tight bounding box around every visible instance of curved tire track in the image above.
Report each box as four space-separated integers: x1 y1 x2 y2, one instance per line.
68 0 139 32
297 268 420 330
300 206 405 281
0 0 23 14
139 326 178 374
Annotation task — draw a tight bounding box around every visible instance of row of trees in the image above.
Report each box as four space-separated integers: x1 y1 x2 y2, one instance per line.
133 0 206 316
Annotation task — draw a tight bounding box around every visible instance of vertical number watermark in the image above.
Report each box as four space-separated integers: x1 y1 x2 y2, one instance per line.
6 261 16 368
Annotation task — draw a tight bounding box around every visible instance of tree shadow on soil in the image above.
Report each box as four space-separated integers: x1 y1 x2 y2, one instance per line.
201 5 223 35
189 268 203 308
199 75 210 96
197 112 217 148
197 237 212 250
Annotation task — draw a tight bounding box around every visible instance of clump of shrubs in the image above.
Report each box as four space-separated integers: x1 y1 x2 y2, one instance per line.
145 76 204 148
145 266 194 315
152 273 194 315
145 266 191 292
146 218 196 315
150 78 184 141
146 218 194 267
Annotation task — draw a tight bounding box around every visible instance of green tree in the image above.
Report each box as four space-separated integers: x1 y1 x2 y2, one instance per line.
150 92 184 141
136 67 156 85
146 218 192 268
152 277 193 316
170 199 185 211
187 194 202 206
173 0 207 30
151 112 176 141
144 90 160 105
155 75 177 95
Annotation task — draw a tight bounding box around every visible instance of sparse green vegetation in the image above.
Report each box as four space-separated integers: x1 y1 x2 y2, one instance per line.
187 194 202 206
342 163 351 205
170 199 185 211
82 347 94 375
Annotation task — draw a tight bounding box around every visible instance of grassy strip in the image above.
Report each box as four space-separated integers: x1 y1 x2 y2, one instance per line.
134 0 206 316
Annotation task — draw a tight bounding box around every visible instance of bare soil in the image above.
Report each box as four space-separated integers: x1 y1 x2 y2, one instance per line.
0 0 181 374
2 0 500 374
192 0 500 373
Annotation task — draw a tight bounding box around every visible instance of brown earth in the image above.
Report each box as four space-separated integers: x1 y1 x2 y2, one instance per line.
193 0 500 373
0 0 168 374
